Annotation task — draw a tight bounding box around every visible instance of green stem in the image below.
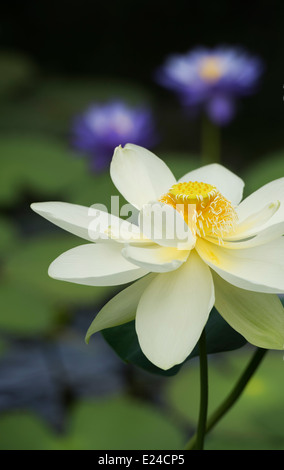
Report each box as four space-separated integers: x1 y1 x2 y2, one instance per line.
201 116 221 165
194 329 208 450
185 347 267 450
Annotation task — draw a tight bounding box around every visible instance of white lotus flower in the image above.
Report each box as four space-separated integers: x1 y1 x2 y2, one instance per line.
31 144 284 370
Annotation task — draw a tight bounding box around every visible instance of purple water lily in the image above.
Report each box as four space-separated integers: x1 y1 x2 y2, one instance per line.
71 100 158 171
156 46 264 125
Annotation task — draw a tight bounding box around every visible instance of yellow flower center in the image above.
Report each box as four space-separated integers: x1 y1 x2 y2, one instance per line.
159 181 237 242
199 57 223 82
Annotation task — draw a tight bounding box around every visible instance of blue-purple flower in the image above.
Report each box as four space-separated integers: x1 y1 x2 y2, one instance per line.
156 46 264 125
71 100 158 171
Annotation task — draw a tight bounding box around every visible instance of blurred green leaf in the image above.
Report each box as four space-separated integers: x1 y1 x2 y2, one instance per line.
0 217 18 257
0 51 36 98
167 349 284 449
0 280 55 335
0 411 55 450
0 396 183 450
33 77 153 116
0 102 54 135
102 308 246 376
1 352 283 450
0 78 154 135
0 135 88 205
66 170 120 210
162 152 200 180
56 396 183 450
67 152 201 214
0 74 154 135
103 322 181 377
0 134 125 209
243 151 284 197
4 234 114 308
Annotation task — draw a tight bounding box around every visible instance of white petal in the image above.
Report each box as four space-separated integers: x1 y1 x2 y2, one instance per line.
31 201 102 242
31 201 142 244
110 144 176 209
135 251 215 370
85 273 156 342
206 200 284 249
138 201 196 250
106 220 152 245
214 187 284 249
232 201 281 238
48 243 148 286
210 220 284 250
237 178 284 229
213 271 284 350
122 244 190 273
196 237 284 293
178 163 244 205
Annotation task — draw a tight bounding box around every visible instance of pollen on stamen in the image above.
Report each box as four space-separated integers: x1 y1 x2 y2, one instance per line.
159 180 238 242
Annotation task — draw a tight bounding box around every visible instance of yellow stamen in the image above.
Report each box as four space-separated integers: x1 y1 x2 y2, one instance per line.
167 181 218 204
199 57 223 82
159 181 237 242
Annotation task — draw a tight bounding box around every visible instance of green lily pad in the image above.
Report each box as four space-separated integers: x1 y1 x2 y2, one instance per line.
243 151 284 198
167 349 284 449
33 77 153 118
0 411 56 450
0 280 55 335
66 170 121 210
0 135 87 205
101 307 247 376
0 76 153 135
0 395 183 450
0 51 36 98
56 396 183 450
4 234 115 308
66 151 201 213
162 152 200 180
0 217 19 257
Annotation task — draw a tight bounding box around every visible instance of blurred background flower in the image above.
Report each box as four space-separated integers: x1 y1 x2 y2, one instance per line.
71 100 158 171
156 46 264 126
